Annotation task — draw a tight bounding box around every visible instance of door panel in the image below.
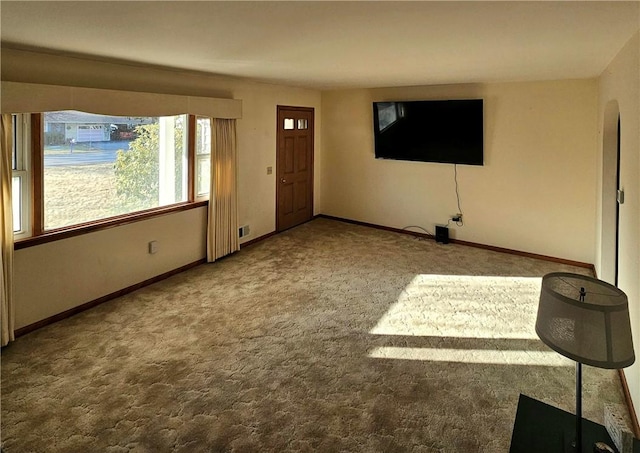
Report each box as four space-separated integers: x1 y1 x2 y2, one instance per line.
296 180 308 211
296 137 308 171
277 106 314 232
281 183 294 215
284 136 295 174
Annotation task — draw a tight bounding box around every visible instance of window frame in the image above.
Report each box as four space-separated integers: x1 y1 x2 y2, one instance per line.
11 114 31 240
14 113 209 250
195 116 212 199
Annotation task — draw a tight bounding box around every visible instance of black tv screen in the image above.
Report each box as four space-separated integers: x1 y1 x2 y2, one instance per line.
373 99 484 165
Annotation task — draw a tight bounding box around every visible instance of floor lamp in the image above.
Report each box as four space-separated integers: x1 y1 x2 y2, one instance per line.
535 272 635 452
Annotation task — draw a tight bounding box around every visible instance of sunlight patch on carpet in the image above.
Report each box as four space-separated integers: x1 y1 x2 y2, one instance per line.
368 346 572 366
367 275 568 365
370 275 543 339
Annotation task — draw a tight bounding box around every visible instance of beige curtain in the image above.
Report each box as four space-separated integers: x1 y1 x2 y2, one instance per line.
1 114 15 346
207 118 239 262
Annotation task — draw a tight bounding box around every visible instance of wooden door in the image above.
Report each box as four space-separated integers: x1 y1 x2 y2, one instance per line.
276 106 314 232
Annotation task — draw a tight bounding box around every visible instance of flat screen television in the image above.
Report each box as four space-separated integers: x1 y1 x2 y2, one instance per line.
372 99 484 165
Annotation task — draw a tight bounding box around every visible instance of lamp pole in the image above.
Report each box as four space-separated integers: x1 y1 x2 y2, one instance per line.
575 287 586 453
575 361 582 452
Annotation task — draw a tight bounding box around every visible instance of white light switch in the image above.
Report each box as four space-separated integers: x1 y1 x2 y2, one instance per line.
267 166 273 175
148 241 158 254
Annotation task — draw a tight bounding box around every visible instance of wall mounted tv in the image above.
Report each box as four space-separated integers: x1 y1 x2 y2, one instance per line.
373 99 484 165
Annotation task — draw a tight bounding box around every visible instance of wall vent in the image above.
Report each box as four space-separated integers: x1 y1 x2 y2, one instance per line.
239 225 250 238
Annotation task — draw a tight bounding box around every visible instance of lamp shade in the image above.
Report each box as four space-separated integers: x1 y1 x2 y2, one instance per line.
536 272 635 369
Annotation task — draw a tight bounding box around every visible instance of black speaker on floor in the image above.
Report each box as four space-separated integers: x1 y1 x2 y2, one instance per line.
435 225 449 244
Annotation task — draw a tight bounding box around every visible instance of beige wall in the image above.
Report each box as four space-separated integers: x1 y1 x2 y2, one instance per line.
3 48 322 328
321 80 598 263
14 207 207 327
596 32 640 415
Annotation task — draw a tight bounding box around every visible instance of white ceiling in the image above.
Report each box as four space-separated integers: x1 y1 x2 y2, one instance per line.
1 1 639 90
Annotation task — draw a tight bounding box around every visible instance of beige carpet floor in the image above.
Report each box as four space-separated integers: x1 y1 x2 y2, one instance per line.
0 218 627 452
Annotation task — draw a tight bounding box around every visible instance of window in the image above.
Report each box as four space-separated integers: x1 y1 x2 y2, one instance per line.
11 114 30 238
42 111 189 230
12 111 211 241
284 118 294 130
195 117 211 197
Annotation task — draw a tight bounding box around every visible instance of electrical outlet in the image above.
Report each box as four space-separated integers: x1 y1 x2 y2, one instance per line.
451 213 463 222
148 240 158 254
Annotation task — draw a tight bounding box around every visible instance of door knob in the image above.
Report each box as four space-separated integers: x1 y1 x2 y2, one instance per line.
281 178 287 183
